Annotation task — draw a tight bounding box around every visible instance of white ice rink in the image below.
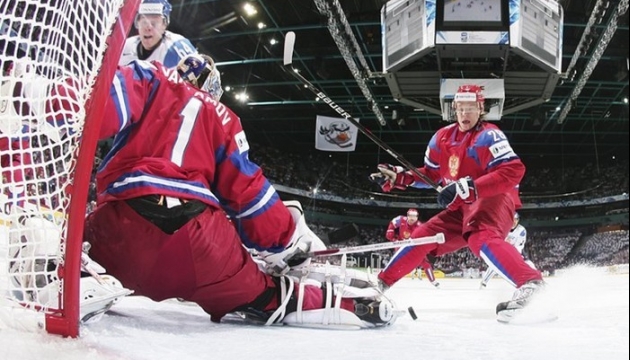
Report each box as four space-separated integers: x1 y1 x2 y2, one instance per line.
1 260 628 360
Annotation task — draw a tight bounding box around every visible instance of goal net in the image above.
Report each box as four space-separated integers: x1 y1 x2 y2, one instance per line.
1 0 140 337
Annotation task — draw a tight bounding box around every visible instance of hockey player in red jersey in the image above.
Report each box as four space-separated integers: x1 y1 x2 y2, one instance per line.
385 208 422 241
83 54 397 328
386 209 440 288
370 84 547 322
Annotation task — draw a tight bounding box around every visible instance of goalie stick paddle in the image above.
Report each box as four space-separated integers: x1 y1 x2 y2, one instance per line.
298 233 445 259
282 31 442 192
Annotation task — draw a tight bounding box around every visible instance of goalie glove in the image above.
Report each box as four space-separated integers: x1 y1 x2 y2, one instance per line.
260 201 326 276
437 177 477 210
368 164 414 192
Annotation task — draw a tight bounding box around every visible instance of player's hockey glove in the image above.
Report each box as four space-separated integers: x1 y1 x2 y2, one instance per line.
260 201 326 276
437 177 477 210
368 164 414 192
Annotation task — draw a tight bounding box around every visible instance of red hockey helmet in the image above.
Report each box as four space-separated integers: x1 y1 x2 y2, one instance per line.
453 84 485 109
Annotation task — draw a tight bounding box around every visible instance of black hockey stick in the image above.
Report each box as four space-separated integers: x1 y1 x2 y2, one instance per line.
282 31 442 192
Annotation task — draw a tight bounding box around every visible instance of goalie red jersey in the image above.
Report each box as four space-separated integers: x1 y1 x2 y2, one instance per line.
98 61 293 251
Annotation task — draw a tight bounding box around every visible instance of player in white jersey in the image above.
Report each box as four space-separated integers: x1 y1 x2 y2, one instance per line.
120 1 196 68
480 212 536 288
119 0 223 99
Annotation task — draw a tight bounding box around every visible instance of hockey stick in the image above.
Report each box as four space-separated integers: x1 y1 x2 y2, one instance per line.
301 233 445 259
282 31 442 192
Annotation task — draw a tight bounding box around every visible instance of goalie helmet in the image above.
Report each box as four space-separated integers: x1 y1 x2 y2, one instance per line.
137 0 172 24
453 84 485 110
177 53 223 101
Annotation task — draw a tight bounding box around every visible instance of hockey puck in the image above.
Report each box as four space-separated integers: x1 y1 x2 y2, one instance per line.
407 306 418 320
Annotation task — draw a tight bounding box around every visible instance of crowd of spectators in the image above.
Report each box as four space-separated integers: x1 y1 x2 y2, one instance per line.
566 230 629 266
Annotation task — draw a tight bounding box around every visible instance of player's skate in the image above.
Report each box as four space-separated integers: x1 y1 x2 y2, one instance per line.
431 281 440 288
496 280 556 324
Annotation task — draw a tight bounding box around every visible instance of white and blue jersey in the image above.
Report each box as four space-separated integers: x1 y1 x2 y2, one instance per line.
506 224 527 253
119 31 196 69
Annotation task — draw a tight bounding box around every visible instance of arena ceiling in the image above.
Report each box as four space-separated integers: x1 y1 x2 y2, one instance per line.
166 0 629 168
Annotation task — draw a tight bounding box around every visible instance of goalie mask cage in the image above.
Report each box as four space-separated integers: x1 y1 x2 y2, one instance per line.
0 0 140 337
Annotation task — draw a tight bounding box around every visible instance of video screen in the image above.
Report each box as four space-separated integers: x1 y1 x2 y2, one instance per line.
443 0 502 23
438 0 507 31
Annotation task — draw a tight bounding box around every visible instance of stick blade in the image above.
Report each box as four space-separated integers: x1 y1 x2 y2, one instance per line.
283 31 296 66
327 223 360 245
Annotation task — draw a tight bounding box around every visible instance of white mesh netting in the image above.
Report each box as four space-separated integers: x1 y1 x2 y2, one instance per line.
1 0 130 329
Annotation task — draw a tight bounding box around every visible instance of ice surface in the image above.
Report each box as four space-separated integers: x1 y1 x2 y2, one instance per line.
1 226 628 360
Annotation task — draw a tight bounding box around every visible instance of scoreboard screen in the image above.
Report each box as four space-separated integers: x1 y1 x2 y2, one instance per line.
437 0 509 32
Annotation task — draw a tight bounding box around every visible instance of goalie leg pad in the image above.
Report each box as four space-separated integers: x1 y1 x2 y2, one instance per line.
234 260 399 329
79 275 133 323
268 264 398 329
37 275 133 324
280 284 397 329
286 262 379 289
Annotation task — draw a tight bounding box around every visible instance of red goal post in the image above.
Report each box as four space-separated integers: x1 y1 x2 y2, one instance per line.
1 0 141 337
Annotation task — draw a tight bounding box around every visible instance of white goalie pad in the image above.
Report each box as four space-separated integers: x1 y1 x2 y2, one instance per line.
268 262 399 330
37 275 133 324
7 213 132 324
287 262 379 290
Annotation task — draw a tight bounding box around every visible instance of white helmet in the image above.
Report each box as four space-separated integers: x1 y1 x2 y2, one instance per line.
137 0 172 24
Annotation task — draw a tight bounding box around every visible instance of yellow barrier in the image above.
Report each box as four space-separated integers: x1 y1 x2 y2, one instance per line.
406 269 445 278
